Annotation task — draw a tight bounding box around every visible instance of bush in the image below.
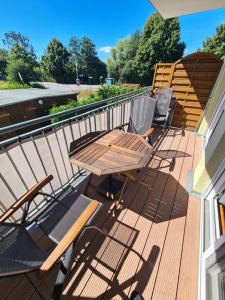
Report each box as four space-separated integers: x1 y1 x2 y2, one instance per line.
6 59 33 84
96 85 134 100
0 81 31 89
49 85 135 123
33 66 55 82
50 96 100 123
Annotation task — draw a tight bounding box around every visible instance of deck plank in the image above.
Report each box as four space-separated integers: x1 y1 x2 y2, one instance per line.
176 195 200 300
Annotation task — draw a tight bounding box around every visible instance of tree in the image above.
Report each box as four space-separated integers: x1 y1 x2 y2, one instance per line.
3 31 37 82
67 36 106 83
135 13 185 85
68 36 82 64
3 31 36 61
67 36 82 82
7 44 37 68
201 24 225 60
107 31 141 83
6 59 33 84
41 39 70 83
79 37 107 83
0 48 7 75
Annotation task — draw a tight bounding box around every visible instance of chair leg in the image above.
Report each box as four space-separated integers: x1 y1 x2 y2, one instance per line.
52 244 74 300
148 135 153 145
50 224 114 300
169 158 176 171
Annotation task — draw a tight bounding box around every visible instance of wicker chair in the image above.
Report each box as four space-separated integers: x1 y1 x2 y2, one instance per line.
0 175 108 299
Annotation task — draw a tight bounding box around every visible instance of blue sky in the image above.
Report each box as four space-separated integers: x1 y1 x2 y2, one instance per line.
0 0 225 61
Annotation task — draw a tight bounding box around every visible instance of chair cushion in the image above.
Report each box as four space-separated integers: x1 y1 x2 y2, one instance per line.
0 223 47 277
37 189 101 244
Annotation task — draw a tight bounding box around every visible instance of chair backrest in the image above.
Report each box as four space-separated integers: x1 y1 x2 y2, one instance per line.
153 88 173 116
129 95 156 135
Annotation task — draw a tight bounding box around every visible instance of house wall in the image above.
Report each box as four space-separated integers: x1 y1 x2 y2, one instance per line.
193 63 225 194
0 93 78 140
198 63 225 135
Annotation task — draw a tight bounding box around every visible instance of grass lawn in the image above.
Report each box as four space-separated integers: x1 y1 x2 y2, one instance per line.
0 81 31 89
76 89 97 101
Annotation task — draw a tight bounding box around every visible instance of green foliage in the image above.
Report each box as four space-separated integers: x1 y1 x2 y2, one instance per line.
135 13 185 85
3 31 37 83
68 36 107 83
7 44 37 69
0 48 7 75
49 85 134 123
3 31 35 54
201 23 225 60
3 31 37 66
50 96 99 123
6 59 33 84
96 84 133 99
0 81 31 89
68 36 82 65
33 66 55 82
107 31 141 83
41 39 69 83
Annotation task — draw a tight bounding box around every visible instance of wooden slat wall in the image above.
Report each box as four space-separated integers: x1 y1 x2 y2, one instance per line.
152 52 222 130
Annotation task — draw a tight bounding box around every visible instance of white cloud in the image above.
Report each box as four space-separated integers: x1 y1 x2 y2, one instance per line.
98 46 112 53
184 48 189 55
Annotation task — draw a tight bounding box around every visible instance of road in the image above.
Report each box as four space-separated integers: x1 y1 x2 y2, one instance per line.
37 82 100 91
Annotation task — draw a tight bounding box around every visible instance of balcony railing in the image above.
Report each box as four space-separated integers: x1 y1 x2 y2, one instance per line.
0 87 150 221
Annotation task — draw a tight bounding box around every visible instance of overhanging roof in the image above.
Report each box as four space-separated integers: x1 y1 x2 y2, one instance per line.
148 0 225 18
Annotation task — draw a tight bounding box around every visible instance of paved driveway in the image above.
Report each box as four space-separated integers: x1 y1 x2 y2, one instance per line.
38 82 100 91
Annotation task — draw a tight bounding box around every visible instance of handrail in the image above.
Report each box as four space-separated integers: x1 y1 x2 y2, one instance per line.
0 87 150 135
0 87 151 147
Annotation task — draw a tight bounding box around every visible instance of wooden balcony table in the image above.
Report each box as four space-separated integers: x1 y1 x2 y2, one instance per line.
69 130 153 215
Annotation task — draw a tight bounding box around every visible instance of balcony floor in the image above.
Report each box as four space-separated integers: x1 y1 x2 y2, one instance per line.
0 128 201 299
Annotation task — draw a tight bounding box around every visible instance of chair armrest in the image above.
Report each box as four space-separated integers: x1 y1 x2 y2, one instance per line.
0 175 53 222
142 127 154 138
39 199 100 275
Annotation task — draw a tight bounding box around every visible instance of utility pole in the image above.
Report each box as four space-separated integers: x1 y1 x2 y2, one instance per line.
75 60 78 79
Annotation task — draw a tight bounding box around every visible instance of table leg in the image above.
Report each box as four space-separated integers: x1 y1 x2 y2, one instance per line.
108 175 128 217
83 173 93 195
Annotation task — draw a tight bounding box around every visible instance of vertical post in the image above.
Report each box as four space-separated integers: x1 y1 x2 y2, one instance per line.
75 60 78 80
107 108 111 131
168 63 175 87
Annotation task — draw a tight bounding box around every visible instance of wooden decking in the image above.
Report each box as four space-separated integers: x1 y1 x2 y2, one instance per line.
0 128 201 299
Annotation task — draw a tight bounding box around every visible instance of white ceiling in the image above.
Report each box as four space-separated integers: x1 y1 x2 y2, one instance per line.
149 0 225 18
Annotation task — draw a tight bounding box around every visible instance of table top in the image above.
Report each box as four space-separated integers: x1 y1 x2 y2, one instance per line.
70 130 153 176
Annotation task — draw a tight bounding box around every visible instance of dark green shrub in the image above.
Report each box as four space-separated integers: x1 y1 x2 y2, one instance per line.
33 66 55 82
50 96 100 123
96 85 133 100
6 59 33 84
